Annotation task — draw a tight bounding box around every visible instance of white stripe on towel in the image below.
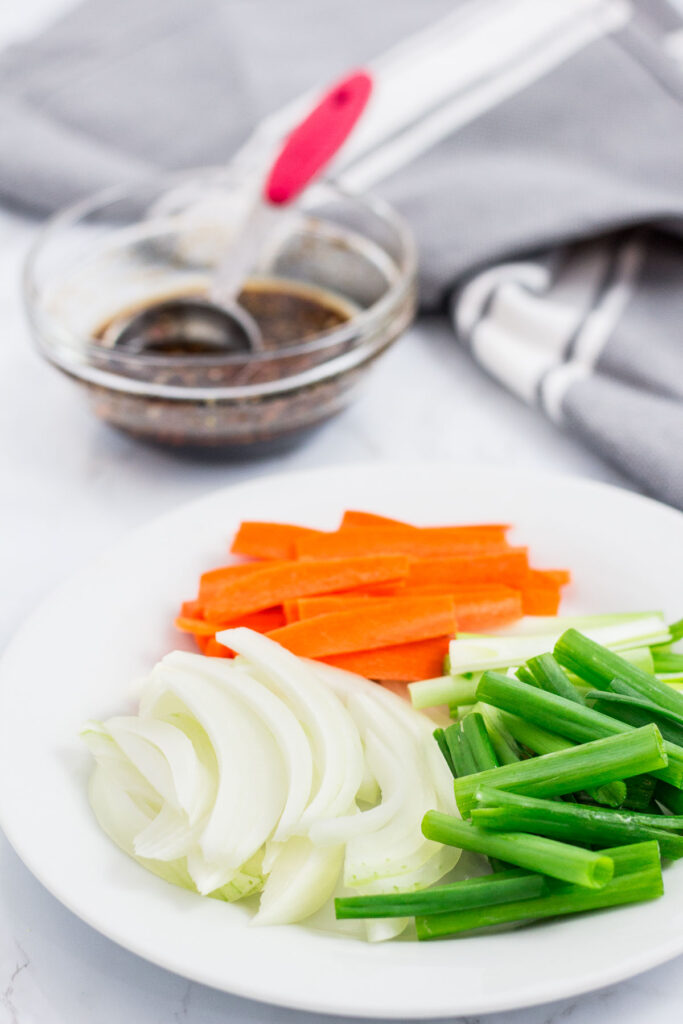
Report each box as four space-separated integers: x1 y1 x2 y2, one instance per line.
540 234 646 421
454 242 615 405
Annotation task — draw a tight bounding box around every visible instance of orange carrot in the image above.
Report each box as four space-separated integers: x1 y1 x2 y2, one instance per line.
203 555 410 621
324 637 450 681
204 638 232 658
181 599 204 619
520 586 561 616
296 585 523 634
198 562 285 602
518 569 568 616
176 607 287 637
295 595 375 617
407 549 529 587
235 608 288 631
295 525 510 561
340 510 410 528
194 634 210 654
344 581 407 597
282 599 301 624
530 568 572 586
175 616 220 637
230 522 321 560
266 595 457 658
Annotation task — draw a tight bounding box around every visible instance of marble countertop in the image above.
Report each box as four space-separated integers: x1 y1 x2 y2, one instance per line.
1 3 682 1022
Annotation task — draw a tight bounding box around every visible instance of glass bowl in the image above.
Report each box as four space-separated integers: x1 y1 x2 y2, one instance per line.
24 169 417 453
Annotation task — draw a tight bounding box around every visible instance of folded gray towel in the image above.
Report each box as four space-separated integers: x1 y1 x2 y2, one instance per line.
2 0 682 506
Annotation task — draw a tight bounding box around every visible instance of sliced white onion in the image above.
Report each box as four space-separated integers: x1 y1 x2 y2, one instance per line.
163 651 314 840
81 723 162 812
133 803 200 861
89 765 195 891
146 663 287 869
366 918 410 943
253 836 345 927
85 629 463 938
102 716 210 822
308 729 405 846
220 628 364 826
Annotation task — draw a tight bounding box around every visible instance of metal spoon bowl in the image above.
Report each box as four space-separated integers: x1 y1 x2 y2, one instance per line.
113 296 263 354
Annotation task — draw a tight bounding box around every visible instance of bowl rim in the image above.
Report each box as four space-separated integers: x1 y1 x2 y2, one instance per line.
23 169 417 401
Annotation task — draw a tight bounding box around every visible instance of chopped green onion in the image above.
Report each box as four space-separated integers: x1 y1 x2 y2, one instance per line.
334 868 545 919
477 671 683 788
623 647 655 675
622 774 657 811
515 665 538 687
445 723 478 778
416 842 663 939
667 618 683 643
453 725 667 816
449 615 670 677
653 651 683 675
526 653 586 704
422 811 614 888
478 704 523 765
655 781 683 815
589 692 683 747
555 629 683 718
494 708 626 807
433 728 456 777
496 708 572 755
611 676 683 707
409 675 479 710
470 787 683 859
462 712 499 772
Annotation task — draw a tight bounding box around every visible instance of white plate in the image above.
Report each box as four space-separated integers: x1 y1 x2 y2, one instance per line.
1 464 683 1018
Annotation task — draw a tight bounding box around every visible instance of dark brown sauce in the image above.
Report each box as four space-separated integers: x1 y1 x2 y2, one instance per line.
94 279 352 354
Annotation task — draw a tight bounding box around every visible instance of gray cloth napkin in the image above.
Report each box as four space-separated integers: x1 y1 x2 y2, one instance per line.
1 0 682 507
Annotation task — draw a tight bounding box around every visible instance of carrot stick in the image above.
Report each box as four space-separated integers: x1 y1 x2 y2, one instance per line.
520 586 561 615
407 548 529 587
323 637 450 682
204 638 232 658
282 599 302 624
180 599 204 619
296 595 374 617
265 595 457 658
198 562 285 602
519 573 561 615
530 568 572 586
344 581 407 597
226 608 287 631
194 634 210 654
517 569 570 615
230 522 321 560
175 616 220 637
176 606 287 637
340 510 410 528
204 555 410 621
296 585 523 634
295 525 510 561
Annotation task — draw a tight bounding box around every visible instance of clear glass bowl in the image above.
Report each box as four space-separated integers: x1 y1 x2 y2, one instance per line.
24 169 417 453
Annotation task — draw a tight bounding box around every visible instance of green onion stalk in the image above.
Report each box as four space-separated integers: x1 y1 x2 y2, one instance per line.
422 811 614 889
470 786 683 859
476 671 683 788
453 724 667 816
416 842 663 940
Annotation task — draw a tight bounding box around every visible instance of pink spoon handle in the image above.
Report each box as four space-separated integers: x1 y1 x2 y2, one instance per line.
264 71 373 205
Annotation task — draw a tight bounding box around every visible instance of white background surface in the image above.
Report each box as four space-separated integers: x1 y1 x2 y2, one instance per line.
0 3 681 1023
